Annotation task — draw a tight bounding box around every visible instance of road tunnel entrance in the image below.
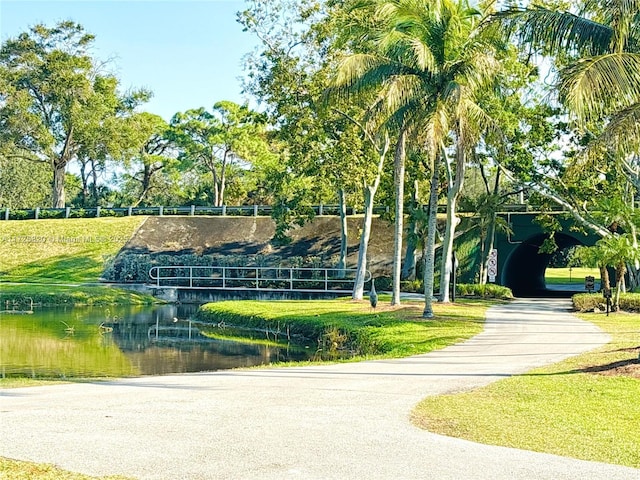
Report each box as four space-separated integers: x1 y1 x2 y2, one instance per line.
502 232 586 297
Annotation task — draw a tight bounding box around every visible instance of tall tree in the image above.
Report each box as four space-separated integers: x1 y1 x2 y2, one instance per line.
120 113 176 207
240 0 372 269
169 101 267 207
0 22 149 207
333 0 501 306
491 1 640 241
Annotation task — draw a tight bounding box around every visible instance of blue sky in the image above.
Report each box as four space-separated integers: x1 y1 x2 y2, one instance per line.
0 0 259 121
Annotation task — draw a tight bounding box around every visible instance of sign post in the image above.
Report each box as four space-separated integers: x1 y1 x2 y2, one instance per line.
488 249 498 283
603 288 612 316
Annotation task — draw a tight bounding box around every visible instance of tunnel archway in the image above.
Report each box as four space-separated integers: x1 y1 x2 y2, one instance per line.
501 232 587 297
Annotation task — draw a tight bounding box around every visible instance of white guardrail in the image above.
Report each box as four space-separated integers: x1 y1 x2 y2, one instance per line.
148 265 371 293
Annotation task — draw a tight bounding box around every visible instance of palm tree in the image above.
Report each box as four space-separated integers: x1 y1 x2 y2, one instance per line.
596 234 639 310
492 1 640 171
332 0 501 311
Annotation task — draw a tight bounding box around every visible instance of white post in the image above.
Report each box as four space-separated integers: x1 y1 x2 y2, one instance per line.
127 206 132 216
96 206 101 218
190 205 195 216
65 207 71 218
35 207 40 220
159 206 164 216
222 205 227 216
254 205 258 217
4 208 9 221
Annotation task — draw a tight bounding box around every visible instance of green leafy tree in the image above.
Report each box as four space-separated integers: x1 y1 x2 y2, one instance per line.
596 234 638 310
118 113 178 207
0 22 150 207
240 0 372 269
332 0 502 309
169 101 268 207
0 150 51 208
491 1 640 243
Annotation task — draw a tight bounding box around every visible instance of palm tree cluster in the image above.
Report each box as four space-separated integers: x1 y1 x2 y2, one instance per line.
329 0 504 316
323 0 640 311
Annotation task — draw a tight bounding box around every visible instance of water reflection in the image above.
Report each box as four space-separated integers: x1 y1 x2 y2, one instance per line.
0 304 313 379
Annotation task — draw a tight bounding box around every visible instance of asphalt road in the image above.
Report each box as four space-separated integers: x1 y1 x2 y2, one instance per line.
1 298 639 480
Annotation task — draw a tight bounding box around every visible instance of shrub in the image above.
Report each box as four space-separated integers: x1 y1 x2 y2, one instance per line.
400 279 423 293
573 292 640 312
456 283 513 299
8 210 30 220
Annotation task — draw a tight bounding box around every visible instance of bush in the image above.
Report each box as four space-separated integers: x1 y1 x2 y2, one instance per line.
8 210 30 220
456 283 513 299
573 292 640 312
400 279 423 293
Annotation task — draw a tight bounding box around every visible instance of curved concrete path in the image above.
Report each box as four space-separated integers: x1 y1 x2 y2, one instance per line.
1 298 639 480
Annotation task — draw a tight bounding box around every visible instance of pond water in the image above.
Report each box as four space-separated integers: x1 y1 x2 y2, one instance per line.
0 304 315 379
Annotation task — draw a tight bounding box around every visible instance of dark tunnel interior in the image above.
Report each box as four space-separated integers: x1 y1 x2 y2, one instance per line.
502 233 585 297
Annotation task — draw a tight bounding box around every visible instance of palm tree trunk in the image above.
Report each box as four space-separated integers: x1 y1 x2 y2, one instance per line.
439 143 465 302
337 187 348 278
480 214 497 284
391 128 406 306
402 180 419 281
614 264 626 311
353 184 376 300
423 153 441 318
599 265 610 292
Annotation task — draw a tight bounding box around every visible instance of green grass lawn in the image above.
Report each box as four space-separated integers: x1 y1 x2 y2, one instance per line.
545 267 600 285
0 217 145 283
412 311 640 468
0 217 159 305
0 283 156 306
197 295 490 359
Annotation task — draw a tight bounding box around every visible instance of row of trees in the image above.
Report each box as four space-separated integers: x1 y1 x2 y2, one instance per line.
3 1 640 313
0 22 274 211
236 0 640 314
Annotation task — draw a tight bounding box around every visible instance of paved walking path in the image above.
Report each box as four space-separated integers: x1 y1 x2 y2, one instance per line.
1 298 639 480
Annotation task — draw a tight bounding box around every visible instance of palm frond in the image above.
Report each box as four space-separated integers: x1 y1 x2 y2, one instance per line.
584 0 640 52
594 101 640 156
560 52 640 122
490 7 612 57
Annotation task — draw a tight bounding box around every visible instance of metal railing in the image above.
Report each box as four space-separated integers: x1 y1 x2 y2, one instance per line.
1 204 389 221
1 202 584 222
148 265 370 293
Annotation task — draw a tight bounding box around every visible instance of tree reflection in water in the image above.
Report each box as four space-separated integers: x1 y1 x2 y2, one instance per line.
0 304 313 379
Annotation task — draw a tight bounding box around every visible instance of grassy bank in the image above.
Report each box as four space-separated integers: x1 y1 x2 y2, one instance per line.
0 217 145 283
0 217 159 305
196 296 491 359
412 312 640 468
0 284 157 306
